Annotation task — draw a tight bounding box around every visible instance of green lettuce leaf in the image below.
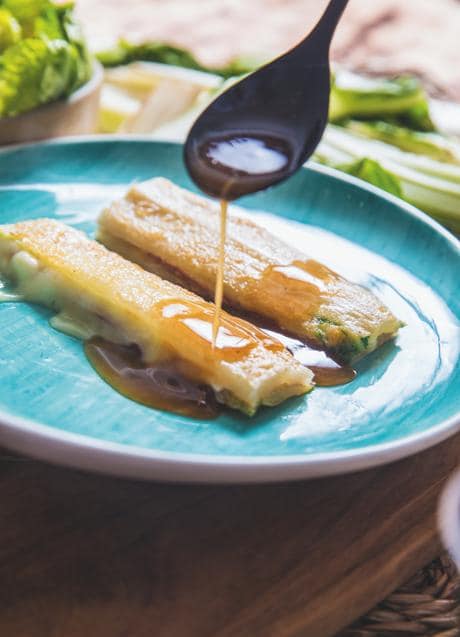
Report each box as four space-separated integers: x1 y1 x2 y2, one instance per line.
97 39 258 79
2 0 49 36
57 3 91 88
33 3 64 40
337 157 403 198
0 0 91 117
0 7 21 51
0 37 73 115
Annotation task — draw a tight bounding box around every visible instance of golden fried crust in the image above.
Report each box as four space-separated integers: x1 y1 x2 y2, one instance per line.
98 178 402 362
0 219 313 415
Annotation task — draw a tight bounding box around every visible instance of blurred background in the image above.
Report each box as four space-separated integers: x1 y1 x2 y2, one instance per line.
77 0 460 100
1 0 460 231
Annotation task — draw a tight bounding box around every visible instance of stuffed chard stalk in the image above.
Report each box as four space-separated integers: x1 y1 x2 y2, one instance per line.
0 0 92 118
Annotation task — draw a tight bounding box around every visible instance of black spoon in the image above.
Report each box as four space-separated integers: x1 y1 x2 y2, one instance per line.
184 0 349 201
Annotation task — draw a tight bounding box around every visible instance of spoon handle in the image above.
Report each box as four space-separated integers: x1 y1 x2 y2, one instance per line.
308 0 350 48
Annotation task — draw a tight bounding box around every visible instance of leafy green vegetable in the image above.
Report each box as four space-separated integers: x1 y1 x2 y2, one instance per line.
324 125 460 183
317 125 460 233
0 8 20 51
3 0 46 19
97 39 258 79
0 0 91 117
57 3 91 89
338 157 403 198
345 120 460 164
329 70 435 131
315 142 403 199
33 3 63 40
97 40 205 72
0 37 70 115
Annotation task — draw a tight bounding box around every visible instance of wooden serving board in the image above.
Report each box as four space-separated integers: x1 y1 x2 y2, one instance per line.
0 434 458 637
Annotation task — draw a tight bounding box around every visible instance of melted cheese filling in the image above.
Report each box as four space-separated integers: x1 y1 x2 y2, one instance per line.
0 232 313 416
0 243 153 352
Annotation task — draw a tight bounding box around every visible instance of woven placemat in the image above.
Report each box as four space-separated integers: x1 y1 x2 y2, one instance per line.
342 553 460 636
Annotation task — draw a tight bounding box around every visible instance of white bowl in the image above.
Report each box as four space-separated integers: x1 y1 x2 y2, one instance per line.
439 469 460 568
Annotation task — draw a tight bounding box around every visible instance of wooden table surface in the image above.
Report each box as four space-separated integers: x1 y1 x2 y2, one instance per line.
1 432 458 637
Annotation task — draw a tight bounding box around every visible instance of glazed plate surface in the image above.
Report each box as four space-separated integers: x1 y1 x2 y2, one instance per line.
0 138 458 482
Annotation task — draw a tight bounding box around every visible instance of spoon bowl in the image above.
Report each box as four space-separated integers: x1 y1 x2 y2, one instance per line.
184 0 349 200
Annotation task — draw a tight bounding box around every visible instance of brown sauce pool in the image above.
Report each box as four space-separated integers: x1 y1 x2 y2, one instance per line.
84 337 219 419
264 330 356 387
84 329 355 421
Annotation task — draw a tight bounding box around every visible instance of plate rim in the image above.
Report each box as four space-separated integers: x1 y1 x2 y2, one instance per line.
0 136 459 483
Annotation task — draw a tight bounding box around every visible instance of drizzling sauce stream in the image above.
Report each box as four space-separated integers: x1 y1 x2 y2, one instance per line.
212 199 228 348
198 134 356 388
202 135 292 346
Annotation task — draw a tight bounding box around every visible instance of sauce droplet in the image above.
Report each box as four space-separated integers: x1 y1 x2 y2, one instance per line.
85 337 219 419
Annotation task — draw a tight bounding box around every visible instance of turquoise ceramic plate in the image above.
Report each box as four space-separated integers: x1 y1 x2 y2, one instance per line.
0 138 458 482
